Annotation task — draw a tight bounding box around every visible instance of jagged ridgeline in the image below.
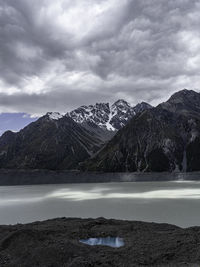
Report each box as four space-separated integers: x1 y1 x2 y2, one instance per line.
83 89 200 172
0 100 151 170
1 89 200 172
69 100 152 131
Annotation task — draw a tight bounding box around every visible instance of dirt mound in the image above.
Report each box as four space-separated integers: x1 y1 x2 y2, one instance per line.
0 217 200 266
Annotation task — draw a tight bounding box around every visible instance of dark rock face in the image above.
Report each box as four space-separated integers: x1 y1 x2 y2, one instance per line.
0 114 105 170
160 89 200 117
0 217 200 266
84 89 200 172
133 101 152 114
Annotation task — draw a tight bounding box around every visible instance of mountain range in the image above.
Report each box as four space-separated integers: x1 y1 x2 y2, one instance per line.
0 100 151 170
0 89 200 172
69 100 152 131
83 89 200 172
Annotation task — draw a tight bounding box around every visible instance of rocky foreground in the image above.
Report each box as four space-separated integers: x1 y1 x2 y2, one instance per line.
0 218 200 266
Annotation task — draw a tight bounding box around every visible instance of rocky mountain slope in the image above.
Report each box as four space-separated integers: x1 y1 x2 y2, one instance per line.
2 90 200 172
69 100 152 131
160 89 200 117
83 89 200 172
0 98 151 170
0 113 106 170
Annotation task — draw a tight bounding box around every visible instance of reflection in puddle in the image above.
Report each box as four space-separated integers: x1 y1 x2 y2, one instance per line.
80 237 124 248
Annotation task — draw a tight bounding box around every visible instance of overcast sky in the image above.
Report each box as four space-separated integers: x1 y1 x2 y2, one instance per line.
0 0 200 116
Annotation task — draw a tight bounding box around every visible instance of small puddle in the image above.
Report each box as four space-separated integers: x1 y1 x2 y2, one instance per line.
79 237 124 248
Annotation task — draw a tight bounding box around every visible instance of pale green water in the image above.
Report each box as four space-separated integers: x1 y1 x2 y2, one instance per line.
1 181 200 227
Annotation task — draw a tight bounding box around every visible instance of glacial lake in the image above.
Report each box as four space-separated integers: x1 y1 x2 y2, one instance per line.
1 181 200 227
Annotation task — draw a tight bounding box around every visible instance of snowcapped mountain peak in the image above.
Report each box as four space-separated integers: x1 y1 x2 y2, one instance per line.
111 99 131 113
46 112 64 120
69 103 110 126
113 99 130 106
108 100 135 130
69 99 152 131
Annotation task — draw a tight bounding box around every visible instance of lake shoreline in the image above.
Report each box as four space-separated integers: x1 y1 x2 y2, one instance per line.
0 169 200 185
0 217 200 266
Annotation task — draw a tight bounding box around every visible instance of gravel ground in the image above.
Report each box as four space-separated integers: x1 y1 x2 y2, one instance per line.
0 217 200 266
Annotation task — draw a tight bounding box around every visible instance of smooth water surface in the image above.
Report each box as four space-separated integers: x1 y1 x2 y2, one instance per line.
80 237 124 248
1 181 200 227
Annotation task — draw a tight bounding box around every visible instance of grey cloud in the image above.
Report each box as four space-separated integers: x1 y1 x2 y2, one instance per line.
0 90 111 115
0 0 200 114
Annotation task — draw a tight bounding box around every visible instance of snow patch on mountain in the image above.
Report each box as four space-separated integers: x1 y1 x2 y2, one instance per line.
105 111 116 131
69 100 152 131
47 112 64 120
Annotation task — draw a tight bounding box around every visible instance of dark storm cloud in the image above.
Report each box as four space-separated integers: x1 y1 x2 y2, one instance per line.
0 0 200 114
